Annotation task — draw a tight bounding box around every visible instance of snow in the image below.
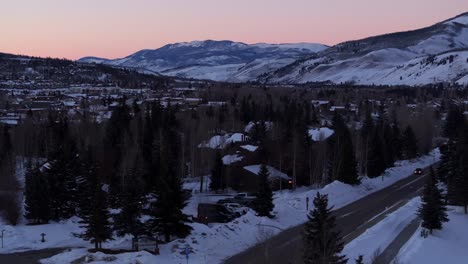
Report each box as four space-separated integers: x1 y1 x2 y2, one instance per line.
343 197 420 263
252 43 328 53
244 121 273 133
222 154 243 165
1 149 441 264
396 207 468 264
198 133 245 149
445 14 468 26
308 127 334 141
243 165 291 180
240 145 258 152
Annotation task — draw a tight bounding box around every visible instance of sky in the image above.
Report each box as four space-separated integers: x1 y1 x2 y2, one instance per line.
0 0 467 60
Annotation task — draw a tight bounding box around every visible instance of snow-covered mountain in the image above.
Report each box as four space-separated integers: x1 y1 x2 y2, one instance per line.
79 40 328 82
261 12 468 86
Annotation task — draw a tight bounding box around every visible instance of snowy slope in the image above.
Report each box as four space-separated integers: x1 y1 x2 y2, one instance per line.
79 40 328 82
396 207 468 264
263 12 468 86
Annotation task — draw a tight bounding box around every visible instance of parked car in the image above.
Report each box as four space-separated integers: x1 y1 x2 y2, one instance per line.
197 203 235 224
223 203 249 217
414 168 423 175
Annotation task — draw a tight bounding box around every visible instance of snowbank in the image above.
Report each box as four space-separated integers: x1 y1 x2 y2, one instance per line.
343 197 420 263
396 207 468 264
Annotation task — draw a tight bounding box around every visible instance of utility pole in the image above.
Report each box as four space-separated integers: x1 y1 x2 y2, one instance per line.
1 229 4 248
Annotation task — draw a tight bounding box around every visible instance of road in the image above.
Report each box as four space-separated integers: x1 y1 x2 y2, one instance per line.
0 248 69 264
224 166 433 264
373 217 421 264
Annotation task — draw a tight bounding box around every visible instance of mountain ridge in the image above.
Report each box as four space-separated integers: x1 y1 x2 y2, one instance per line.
78 12 468 86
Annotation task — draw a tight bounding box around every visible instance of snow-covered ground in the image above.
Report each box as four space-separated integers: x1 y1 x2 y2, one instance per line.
0 149 441 264
396 207 468 264
343 197 420 263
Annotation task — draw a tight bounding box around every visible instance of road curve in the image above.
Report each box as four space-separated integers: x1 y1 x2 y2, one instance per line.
224 165 434 264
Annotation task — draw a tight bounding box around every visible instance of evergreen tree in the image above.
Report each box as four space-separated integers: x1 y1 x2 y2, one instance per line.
447 130 468 214
253 164 274 218
443 105 465 140
210 152 225 192
401 126 418 159
391 122 403 160
303 192 347 264
418 168 448 234
24 165 50 224
45 139 79 220
367 130 386 178
147 115 192 242
77 150 112 249
438 141 457 183
355 255 364 264
328 113 359 185
113 161 145 245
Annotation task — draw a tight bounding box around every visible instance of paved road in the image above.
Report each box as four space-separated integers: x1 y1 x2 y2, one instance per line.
373 217 421 264
0 248 69 264
225 166 434 264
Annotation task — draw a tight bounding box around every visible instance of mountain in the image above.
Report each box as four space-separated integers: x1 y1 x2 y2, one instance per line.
261 12 468 86
0 52 172 89
79 40 329 82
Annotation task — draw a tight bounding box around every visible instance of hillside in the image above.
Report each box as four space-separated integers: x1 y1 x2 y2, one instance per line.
79 40 328 82
261 12 468 85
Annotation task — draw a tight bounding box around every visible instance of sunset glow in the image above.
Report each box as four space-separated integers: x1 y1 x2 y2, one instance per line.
1 0 467 59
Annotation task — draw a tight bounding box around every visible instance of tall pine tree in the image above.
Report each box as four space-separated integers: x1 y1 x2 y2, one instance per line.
76 150 112 249
253 164 274 218
303 192 347 264
401 126 418 159
24 165 50 224
210 152 225 192
328 113 359 185
147 108 192 242
418 168 448 234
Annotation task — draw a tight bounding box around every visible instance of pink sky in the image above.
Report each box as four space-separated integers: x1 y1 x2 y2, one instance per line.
0 0 467 60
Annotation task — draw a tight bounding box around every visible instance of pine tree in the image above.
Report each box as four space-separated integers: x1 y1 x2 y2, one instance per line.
366 129 386 178
443 105 465 140
355 255 364 264
418 168 448 234
210 152 225 192
447 131 468 214
24 165 50 224
253 164 274 218
147 117 192 243
401 126 418 159
113 164 145 246
303 192 347 264
328 113 359 185
76 150 112 249
438 140 456 183
45 139 79 220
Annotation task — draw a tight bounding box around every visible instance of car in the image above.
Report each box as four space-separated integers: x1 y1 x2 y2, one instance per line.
414 168 423 175
223 203 248 217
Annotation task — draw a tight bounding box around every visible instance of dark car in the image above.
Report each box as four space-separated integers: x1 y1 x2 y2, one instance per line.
414 168 423 175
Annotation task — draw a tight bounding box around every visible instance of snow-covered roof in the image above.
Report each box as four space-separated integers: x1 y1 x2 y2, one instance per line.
222 154 244 165
240 145 258 152
198 133 246 149
308 127 334 141
243 165 291 180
